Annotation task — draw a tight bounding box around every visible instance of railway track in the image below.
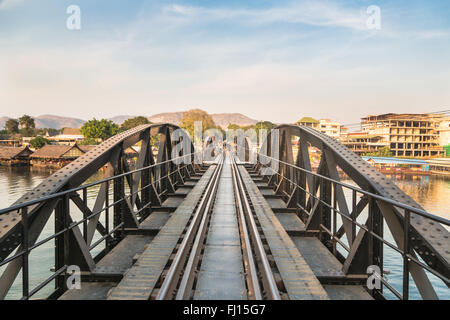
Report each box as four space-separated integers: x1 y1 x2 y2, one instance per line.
153 150 287 300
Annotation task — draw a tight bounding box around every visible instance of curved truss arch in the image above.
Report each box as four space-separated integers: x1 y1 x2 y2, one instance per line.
0 123 197 298
256 124 450 299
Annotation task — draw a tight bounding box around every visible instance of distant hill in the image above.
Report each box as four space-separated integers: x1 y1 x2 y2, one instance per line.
34 115 85 129
109 115 138 125
0 115 85 130
147 111 258 129
0 117 10 130
0 111 259 131
211 113 258 129
148 112 185 125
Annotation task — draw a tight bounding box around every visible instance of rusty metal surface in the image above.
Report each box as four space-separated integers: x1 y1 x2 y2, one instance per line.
238 165 329 300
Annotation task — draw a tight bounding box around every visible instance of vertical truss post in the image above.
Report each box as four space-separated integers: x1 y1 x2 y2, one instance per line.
113 158 124 243
369 195 383 294
141 132 151 220
55 194 68 294
319 165 332 246
21 206 29 300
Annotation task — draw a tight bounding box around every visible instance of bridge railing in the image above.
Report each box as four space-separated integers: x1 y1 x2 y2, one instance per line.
256 154 450 300
0 153 199 300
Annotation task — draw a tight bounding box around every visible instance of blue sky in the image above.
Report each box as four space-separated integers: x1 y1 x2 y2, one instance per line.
0 0 449 124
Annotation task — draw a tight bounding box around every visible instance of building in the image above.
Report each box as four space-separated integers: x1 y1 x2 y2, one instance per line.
296 117 347 138
361 113 446 157
0 139 21 147
296 117 320 128
340 132 385 156
0 146 33 166
48 128 84 145
437 117 450 155
317 119 347 138
30 144 85 168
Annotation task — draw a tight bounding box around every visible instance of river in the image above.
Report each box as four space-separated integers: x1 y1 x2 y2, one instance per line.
0 166 448 299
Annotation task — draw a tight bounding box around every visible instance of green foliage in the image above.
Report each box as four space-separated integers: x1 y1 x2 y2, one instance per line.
81 118 119 141
296 117 319 124
29 136 50 149
80 137 101 145
364 146 393 157
19 115 35 136
179 109 216 138
5 119 19 135
254 121 276 142
120 116 151 132
227 123 242 130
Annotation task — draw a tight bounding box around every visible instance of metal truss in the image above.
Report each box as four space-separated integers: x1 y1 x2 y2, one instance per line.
0 123 197 299
255 124 450 299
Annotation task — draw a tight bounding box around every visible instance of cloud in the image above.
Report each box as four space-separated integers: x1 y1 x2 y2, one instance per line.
162 1 368 31
0 0 23 10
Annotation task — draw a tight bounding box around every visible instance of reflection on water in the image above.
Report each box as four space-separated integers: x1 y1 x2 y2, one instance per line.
0 166 107 300
0 167 449 299
383 174 450 220
341 174 450 300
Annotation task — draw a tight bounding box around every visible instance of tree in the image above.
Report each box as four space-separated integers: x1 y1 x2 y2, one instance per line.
120 116 150 131
19 115 35 136
179 109 216 138
364 146 393 157
80 137 101 145
29 136 50 149
5 119 19 135
81 118 119 142
227 123 242 130
254 121 276 142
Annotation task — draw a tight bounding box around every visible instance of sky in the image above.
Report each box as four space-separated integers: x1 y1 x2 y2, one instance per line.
0 0 449 125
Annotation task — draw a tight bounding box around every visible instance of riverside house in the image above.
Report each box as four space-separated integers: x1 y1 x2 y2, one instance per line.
0 146 33 166
30 144 85 169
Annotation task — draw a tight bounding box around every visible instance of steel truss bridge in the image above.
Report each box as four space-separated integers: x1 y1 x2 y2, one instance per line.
0 123 448 300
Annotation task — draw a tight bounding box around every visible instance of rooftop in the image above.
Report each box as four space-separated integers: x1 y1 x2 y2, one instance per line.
30 144 84 159
296 117 319 124
0 146 33 160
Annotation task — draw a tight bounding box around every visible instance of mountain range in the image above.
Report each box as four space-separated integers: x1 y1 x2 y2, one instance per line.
0 112 258 130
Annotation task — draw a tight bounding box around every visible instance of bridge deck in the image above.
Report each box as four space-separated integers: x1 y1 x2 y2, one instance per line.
60 161 373 300
106 166 216 300
194 157 247 299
